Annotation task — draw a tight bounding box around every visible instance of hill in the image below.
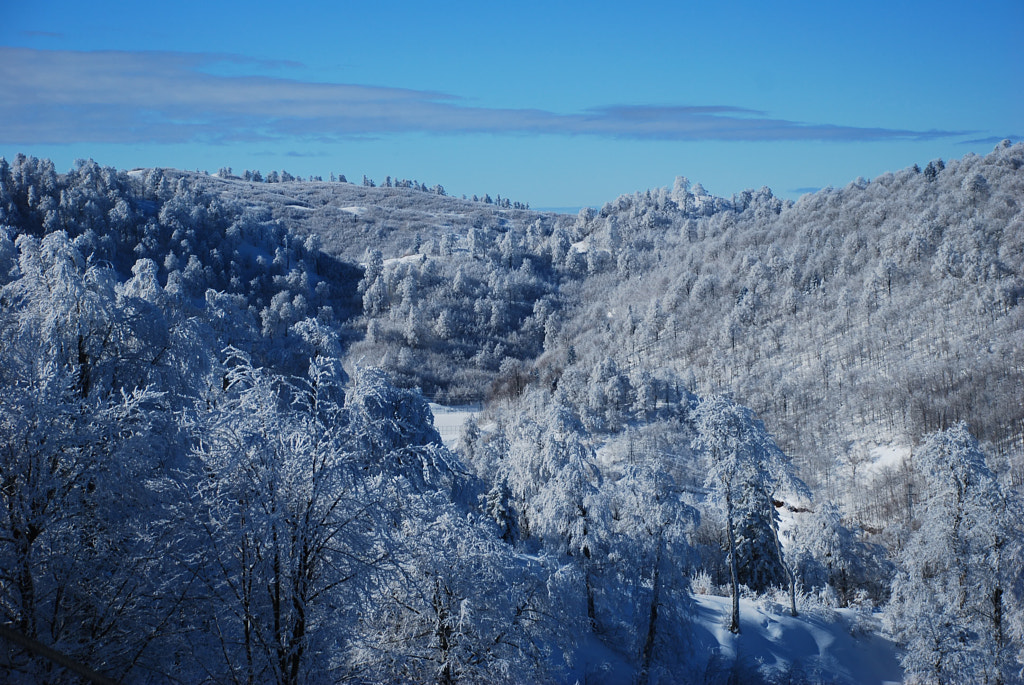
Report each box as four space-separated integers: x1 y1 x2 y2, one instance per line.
0 147 1021 683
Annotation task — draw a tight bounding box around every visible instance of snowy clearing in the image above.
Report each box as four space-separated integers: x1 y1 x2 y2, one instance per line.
383 254 427 268
868 444 911 474
429 403 480 446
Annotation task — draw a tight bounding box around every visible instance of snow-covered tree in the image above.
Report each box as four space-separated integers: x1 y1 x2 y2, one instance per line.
692 395 807 631
187 352 380 685
886 423 1023 685
608 463 698 683
0 274 186 681
344 365 463 494
350 503 568 684
785 501 892 606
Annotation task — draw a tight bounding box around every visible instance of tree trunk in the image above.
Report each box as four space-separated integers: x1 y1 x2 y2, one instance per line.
639 538 663 685
585 564 597 633
786 563 798 617
726 492 740 634
992 584 1004 685
287 538 309 685
77 334 91 398
17 535 36 639
769 502 798 617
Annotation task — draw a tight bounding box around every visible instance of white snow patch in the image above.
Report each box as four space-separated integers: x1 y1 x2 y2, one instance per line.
571 238 590 253
357 253 427 270
868 444 911 474
592 437 621 468
383 254 427 268
285 204 312 211
429 403 480 447
338 206 367 215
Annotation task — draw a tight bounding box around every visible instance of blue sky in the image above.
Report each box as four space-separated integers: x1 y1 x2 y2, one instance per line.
1 1 1021 209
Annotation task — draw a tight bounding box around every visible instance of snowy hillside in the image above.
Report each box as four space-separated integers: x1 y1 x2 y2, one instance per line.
0 151 1021 684
185 170 547 262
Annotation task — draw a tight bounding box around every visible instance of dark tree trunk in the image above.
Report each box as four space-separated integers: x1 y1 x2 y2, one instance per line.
726 491 740 634
639 538 663 685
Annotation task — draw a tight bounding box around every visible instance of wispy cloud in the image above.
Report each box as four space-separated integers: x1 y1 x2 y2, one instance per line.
958 135 1019 146
0 47 973 146
284 150 329 158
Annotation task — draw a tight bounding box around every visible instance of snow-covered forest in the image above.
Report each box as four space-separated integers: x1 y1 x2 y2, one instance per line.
1 144 1022 684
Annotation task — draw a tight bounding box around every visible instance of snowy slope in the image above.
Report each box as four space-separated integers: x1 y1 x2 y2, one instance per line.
568 594 903 684
689 595 903 684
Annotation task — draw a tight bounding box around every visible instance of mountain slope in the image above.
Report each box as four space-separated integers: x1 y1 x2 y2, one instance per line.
538 143 1024 495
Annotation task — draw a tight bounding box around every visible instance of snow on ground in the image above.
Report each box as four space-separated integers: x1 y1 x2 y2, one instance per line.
383 254 427 268
356 253 428 269
429 403 480 447
569 594 903 684
285 204 312 211
689 595 903 684
867 444 911 475
338 205 367 215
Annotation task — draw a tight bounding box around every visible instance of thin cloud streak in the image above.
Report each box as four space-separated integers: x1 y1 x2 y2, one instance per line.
0 47 972 146
958 136 1019 146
